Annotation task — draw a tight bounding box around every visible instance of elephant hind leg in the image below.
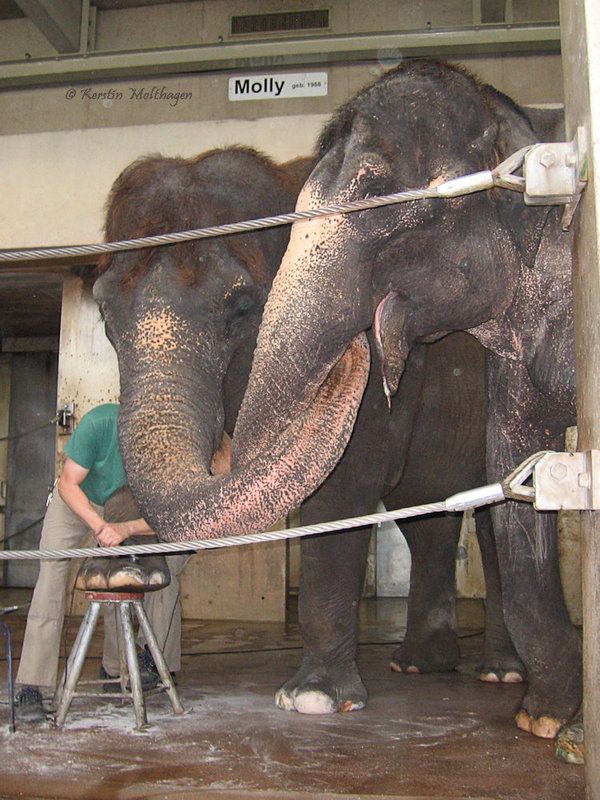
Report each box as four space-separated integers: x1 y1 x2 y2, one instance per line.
390 626 460 674
388 515 461 675
474 508 525 684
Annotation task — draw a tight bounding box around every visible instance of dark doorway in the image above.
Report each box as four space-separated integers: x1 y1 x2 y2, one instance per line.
4 350 58 586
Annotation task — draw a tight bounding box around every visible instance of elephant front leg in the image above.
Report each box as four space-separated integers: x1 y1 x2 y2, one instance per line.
492 501 581 736
275 527 371 714
487 354 581 738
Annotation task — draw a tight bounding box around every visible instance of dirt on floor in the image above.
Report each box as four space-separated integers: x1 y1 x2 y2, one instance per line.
0 594 586 800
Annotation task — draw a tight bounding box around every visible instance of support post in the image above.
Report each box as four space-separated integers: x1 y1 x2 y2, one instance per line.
560 0 600 795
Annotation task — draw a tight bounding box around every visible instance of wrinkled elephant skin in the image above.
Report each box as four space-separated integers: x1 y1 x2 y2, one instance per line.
93 145 524 728
93 144 521 719
92 148 370 543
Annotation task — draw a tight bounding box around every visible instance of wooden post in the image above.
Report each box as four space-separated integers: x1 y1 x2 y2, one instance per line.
560 1 600 795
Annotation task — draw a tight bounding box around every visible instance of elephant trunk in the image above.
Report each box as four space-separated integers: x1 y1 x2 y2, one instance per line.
233 189 372 475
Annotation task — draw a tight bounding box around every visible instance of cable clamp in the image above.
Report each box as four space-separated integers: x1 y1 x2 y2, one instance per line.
444 483 505 512
532 450 600 511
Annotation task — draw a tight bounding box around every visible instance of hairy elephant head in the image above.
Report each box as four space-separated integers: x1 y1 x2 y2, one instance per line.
93 148 369 540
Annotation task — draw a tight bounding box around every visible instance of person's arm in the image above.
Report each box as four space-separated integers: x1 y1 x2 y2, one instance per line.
57 457 154 547
57 457 104 533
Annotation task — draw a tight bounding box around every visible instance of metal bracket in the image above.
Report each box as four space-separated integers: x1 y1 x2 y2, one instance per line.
533 451 600 511
523 127 588 227
57 402 74 434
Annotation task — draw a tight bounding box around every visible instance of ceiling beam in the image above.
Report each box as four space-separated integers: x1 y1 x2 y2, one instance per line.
13 0 81 54
0 23 561 90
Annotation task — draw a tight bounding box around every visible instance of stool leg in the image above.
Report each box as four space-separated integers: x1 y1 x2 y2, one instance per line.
54 601 102 727
134 603 184 715
114 605 129 698
119 601 147 730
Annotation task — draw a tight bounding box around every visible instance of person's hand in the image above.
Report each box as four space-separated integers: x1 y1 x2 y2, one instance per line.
95 521 131 547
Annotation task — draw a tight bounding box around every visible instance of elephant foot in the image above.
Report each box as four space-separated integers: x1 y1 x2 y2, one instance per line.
479 668 524 683
76 557 111 591
477 651 525 683
390 627 460 674
477 630 526 683
515 684 581 740
76 555 171 593
477 668 525 683
275 657 367 715
515 708 563 739
556 712 584 764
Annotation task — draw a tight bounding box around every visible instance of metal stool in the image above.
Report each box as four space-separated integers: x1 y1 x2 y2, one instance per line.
54 591 184 730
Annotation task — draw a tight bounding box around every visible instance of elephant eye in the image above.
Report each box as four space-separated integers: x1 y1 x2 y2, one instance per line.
222 287 260 333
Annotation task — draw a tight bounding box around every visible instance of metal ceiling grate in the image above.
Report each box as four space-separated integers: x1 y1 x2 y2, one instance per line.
231 9 329 36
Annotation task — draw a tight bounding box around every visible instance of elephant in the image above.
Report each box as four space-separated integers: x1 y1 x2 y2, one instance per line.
92 145 524 700
223 61 579 738
89 146 312 586
287 326 526 707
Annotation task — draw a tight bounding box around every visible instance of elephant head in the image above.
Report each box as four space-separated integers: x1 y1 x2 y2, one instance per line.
93 147 369 540
231 61 555 475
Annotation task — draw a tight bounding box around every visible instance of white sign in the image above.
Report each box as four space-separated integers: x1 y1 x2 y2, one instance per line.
229 72 328 101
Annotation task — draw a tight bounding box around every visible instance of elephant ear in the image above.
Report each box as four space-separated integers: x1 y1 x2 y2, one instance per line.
480 83 539 159
373 291 412 403
479 83 552 261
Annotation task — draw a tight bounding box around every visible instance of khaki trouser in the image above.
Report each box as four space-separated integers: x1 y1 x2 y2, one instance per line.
16 490 189 691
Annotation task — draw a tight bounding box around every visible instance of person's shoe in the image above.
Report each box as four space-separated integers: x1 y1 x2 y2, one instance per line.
99 665 121 694
137 646 177 691
15 686 46 723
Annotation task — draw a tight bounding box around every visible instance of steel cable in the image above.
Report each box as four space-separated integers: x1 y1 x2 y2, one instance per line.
0 150 530 265
0 415 59 442
0 481 509 562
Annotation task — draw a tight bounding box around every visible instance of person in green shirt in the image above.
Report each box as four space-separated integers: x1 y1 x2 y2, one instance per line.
14 404 188 723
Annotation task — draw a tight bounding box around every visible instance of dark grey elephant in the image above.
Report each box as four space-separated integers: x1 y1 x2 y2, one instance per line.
284 327 525 718
227 61 579 738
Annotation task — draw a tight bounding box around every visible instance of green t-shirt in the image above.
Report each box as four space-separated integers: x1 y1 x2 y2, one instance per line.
63 404 127 506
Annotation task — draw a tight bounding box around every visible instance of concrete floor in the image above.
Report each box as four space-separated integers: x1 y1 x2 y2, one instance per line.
0 590 585 800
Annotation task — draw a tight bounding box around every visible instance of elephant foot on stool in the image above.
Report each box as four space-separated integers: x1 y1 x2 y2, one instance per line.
76 557 111 591
390 626 460 674
275 655 367 714
76 552 170 593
